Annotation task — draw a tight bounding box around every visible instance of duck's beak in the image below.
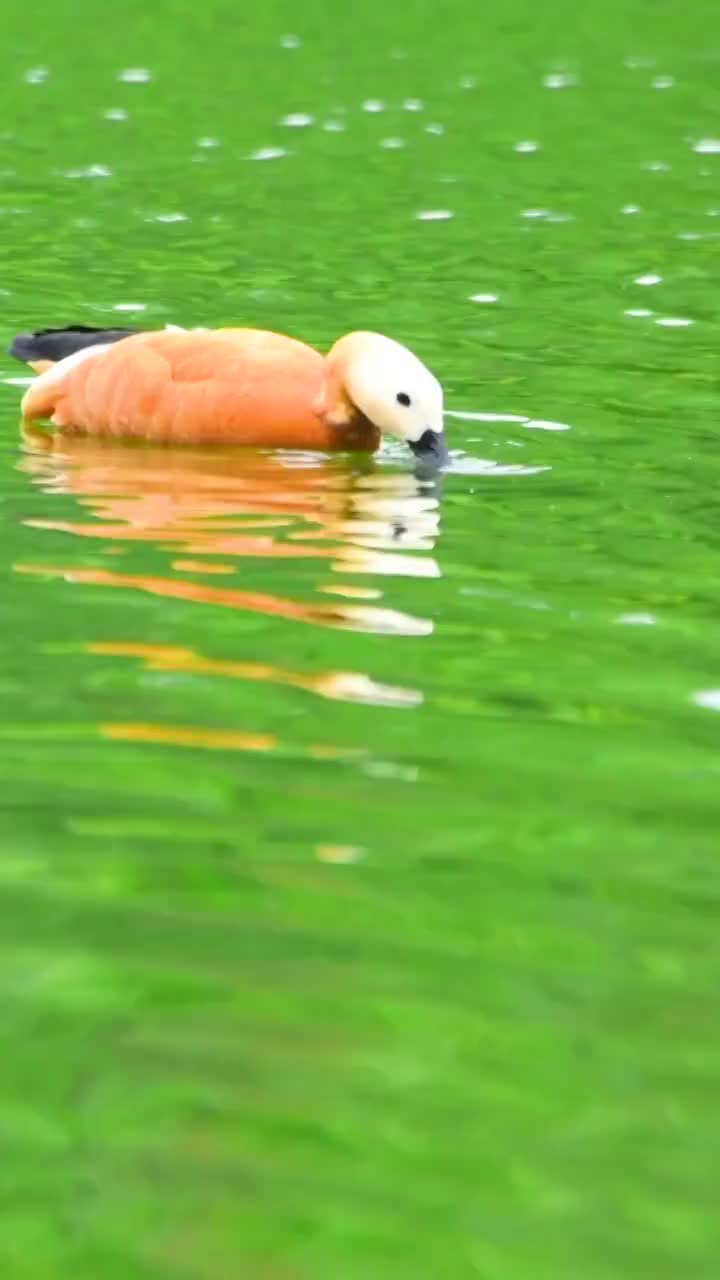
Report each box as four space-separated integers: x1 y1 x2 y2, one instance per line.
409 428 449 467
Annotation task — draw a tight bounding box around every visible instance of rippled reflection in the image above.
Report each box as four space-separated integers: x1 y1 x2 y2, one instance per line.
103 722 276 752
88 641 422 708
100 721 370 761
18 437 440 635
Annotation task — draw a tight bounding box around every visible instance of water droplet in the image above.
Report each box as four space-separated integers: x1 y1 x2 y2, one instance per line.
316 844 365 864
362 98 385 112
380 137 405 149
63 164 112 179
625 308 653 317
651 74 674 88
655 316 693 327
113 302 147 312
542 71 577 89
692 689 720 710
459 76 477 89
146 212 188 223
634 273 662 285
363 759 420 782
247 147 288 161
514 140 540 152
617 612 656 625
693 138 720 154
280 34 301 48
103 108 128 121
469 293 498 303
280 112 313 127
197 136 220 148
403 98 423 111
425 123 444 134
118 67 151 83
621 203 641 214
416 209 454 221
624 55 655 69
24 66 49 84
642 160 671 171
323 120 345 132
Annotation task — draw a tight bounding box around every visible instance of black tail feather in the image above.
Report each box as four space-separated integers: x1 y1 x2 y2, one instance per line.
9 325 141 364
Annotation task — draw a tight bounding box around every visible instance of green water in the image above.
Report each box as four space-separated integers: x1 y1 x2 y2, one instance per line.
2 1 720 1276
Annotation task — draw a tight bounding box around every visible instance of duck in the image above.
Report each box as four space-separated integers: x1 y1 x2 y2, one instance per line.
10 323 448 464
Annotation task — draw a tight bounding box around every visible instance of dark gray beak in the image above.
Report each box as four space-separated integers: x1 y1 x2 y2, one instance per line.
409 428 449 468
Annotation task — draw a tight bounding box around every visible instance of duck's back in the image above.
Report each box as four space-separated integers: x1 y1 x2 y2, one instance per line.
22 328 342 448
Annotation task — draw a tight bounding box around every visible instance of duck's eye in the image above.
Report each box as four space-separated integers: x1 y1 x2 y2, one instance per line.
396 392 411 407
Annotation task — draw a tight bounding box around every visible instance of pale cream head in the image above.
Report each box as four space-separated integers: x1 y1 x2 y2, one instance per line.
322 331 447 462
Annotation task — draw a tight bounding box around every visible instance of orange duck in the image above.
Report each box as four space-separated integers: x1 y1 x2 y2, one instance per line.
10 323 448 463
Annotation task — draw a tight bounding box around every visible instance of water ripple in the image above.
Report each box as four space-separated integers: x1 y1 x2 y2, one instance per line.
446 410 570 431
16 563 433 636
88 642 422 709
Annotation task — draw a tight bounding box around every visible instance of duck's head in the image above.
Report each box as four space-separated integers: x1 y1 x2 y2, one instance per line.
321 331 448 465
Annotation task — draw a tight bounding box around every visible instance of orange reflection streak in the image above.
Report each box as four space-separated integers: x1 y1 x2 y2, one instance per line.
100 721 362 762
172 560 236 574
319 584 382 600
88 641 422 709
17 563 432 635
102 722 276 752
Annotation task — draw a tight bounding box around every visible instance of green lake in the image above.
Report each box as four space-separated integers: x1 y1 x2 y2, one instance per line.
2 1 719 1276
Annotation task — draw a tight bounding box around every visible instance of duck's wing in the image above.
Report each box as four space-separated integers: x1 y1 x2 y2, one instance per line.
9 324 141 365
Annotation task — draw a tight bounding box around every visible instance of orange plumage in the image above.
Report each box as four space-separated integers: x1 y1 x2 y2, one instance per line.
21 328 380 451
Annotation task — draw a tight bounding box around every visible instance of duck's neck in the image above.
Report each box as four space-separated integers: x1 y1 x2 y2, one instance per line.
318 348 380 451
325 409 380 452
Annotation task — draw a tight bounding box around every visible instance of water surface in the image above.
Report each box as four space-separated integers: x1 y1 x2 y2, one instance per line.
2 2 720 1277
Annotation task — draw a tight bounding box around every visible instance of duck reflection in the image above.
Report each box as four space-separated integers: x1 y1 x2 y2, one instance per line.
17 435 442 645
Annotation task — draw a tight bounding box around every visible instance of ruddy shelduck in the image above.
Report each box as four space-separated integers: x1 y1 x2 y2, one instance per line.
10 324 448 464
